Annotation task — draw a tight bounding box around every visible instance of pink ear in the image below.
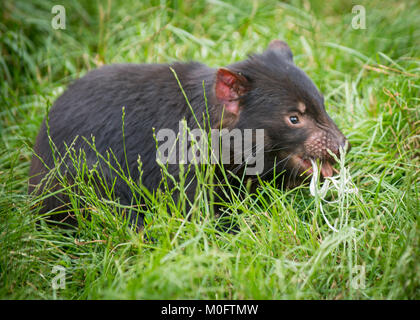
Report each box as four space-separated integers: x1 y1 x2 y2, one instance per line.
215 68 249 116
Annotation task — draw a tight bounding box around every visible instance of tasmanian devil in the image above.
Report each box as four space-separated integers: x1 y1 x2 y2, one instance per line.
29 40 349 228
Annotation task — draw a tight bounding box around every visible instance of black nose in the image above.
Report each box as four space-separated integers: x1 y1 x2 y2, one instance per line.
341 137 351 153
329 136 350 160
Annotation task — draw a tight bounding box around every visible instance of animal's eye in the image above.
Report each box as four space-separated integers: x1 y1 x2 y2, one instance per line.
289 115 299 124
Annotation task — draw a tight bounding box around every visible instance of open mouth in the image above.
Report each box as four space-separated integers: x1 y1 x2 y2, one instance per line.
296 157 334 178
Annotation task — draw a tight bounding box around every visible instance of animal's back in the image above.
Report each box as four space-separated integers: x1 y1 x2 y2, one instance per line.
29 62 213 224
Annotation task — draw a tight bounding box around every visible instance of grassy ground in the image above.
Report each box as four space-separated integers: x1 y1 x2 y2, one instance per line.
1 0 419 299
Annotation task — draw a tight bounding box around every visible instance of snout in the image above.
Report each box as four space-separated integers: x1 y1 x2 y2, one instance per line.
323 114 351 157
300 129 350 178
330 133 351 158
304 130 349 160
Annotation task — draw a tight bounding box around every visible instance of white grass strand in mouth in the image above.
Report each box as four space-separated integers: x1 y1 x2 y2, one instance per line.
309 146 358 233
309 159 330 198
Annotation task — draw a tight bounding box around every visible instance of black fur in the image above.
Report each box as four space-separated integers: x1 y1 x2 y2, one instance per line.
29 41 348 228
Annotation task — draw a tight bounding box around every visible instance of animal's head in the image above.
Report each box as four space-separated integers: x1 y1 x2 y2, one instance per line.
212 40 349 183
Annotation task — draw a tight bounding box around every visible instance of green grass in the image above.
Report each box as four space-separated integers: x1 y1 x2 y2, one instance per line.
1 0 419 299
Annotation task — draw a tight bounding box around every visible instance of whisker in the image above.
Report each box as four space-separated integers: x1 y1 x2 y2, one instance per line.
258 154 292 180
230 143 266 175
